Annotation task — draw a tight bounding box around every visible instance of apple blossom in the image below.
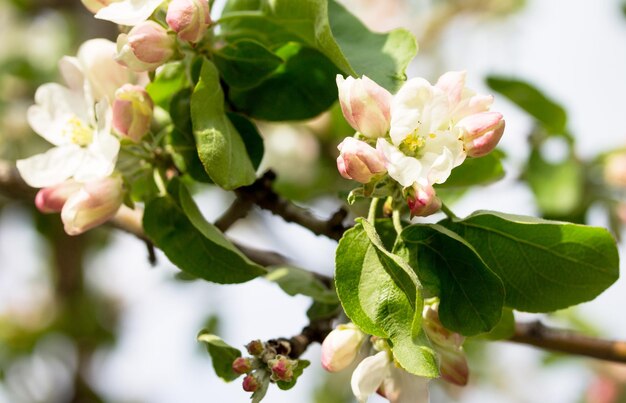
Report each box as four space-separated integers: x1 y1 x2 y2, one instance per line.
166 0 212 43
35 180 83 214
337 137 386 183
351 350 430 403
458 111 505 157
61 175 125 236
321 323 365 372
112 84 153 142
115 21 176 72
95 0 165 26
406 184 441 217
17 86 119 188
337 75 392 138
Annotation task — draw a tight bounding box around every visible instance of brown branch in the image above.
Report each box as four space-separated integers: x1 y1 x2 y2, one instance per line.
236 171 349 241
3 159 626 364
267 317 335 360
508 321 626 363
214 195 254 232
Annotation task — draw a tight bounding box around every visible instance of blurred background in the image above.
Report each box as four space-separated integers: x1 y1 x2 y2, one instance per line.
1 0 626 402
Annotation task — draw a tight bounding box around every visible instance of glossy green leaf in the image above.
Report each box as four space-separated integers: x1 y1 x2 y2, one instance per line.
486 76 568 135
197 332 241 382
335 224 438 377
477 308 515 341
143 181 266 284
229 44 340 120
265 266 338 304
147 61 188 109
442 211 619 312
191 58 256 189
226 112 264 169
213 39 282 89
438 150 505 188
401 224 505 336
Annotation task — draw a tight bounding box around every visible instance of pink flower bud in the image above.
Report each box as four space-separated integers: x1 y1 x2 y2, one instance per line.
337 137 386 183
232 357 252 375
604 153 626 187
35 180 83 214
115 21 176 72
268 355 296 382
242 374 259 392
246 340 264 356
60 175 124 236
423 306 469 386
406 184 441 217
321 324 364 372
166 0 212 43
336 75 392 138
112 84 153 142
458 111 505 158
80 0 119 13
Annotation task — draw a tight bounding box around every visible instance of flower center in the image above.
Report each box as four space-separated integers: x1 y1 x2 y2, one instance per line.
399 129 437 157
63 116 93 147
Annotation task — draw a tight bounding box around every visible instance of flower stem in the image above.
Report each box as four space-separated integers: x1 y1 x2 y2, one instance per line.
392 208 403 235
440 203 458 220
368 197 380 222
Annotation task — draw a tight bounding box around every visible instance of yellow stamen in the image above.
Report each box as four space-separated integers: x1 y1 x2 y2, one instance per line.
63 117 93 147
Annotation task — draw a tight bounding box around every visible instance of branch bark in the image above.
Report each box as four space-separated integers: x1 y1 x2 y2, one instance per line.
2 159 626 364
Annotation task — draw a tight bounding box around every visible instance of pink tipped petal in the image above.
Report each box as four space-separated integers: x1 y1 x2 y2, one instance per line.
35 180 83 213
336 75 392 138
407 184 441 217
337 138 386 183
436 71 466 105
166 0 211 43
321 324 364 372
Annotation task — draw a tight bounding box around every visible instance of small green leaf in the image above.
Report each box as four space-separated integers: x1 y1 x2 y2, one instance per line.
439 150 505 188
213 39 283 89
197 331 241 382
226 112 265 170
443 211 619 312
476 308 515 341
143 181 266 284
191 58 256 189
277 360 310 390
402 224 505 336
265 266 338 304
486 76 568 135
147 61 188 109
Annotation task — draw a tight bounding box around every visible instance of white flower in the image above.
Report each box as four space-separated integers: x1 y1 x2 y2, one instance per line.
95 0 165 26
17 84 119 188
351 351 430 403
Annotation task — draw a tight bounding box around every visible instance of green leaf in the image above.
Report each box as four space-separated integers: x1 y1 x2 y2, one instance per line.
525 150 584 217
191 58 256 189
438 150 505 188
197 331 241 382
265 266 338 304
486 76 568 135
229 43 340 120
476 308 515 341
213 39 283 89
167 88 212 183
143 181 266 284
147 61 188 109
442 211 619 312
335 223 438 377
219 0 417 92
401 224 505 336
306 301 341 321
277 360 310 390
226 112 265 170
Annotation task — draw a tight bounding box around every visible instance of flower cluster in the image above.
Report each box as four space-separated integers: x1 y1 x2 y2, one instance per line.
336 72 505 216
321 305 468 403
17 39 152 235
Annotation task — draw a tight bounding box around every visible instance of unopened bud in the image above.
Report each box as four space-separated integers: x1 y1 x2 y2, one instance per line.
268 355 296 382
406 184 441 217
336 75 392 138
242 374 259 392
115 21 176 72
60 175 124 236
458 111 505 158
246 340 264 356
337 137 386 183
112 84 153 142
232 357 252 375
35 180 83 213
166 0 212 43
321 323 364 372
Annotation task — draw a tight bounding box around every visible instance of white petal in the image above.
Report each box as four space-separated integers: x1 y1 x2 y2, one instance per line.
390 78 433 144
382 365 430 403
58 56 84 93
351 351 390 403
377 139 423 187
95 0 165 26
27 83 89 145
16 145 84 188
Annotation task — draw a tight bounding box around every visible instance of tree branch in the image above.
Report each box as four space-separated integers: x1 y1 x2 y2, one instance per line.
509 320 626 363
2 159 626 364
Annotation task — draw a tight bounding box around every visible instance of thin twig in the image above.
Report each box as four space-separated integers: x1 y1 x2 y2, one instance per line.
214 195 254 232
